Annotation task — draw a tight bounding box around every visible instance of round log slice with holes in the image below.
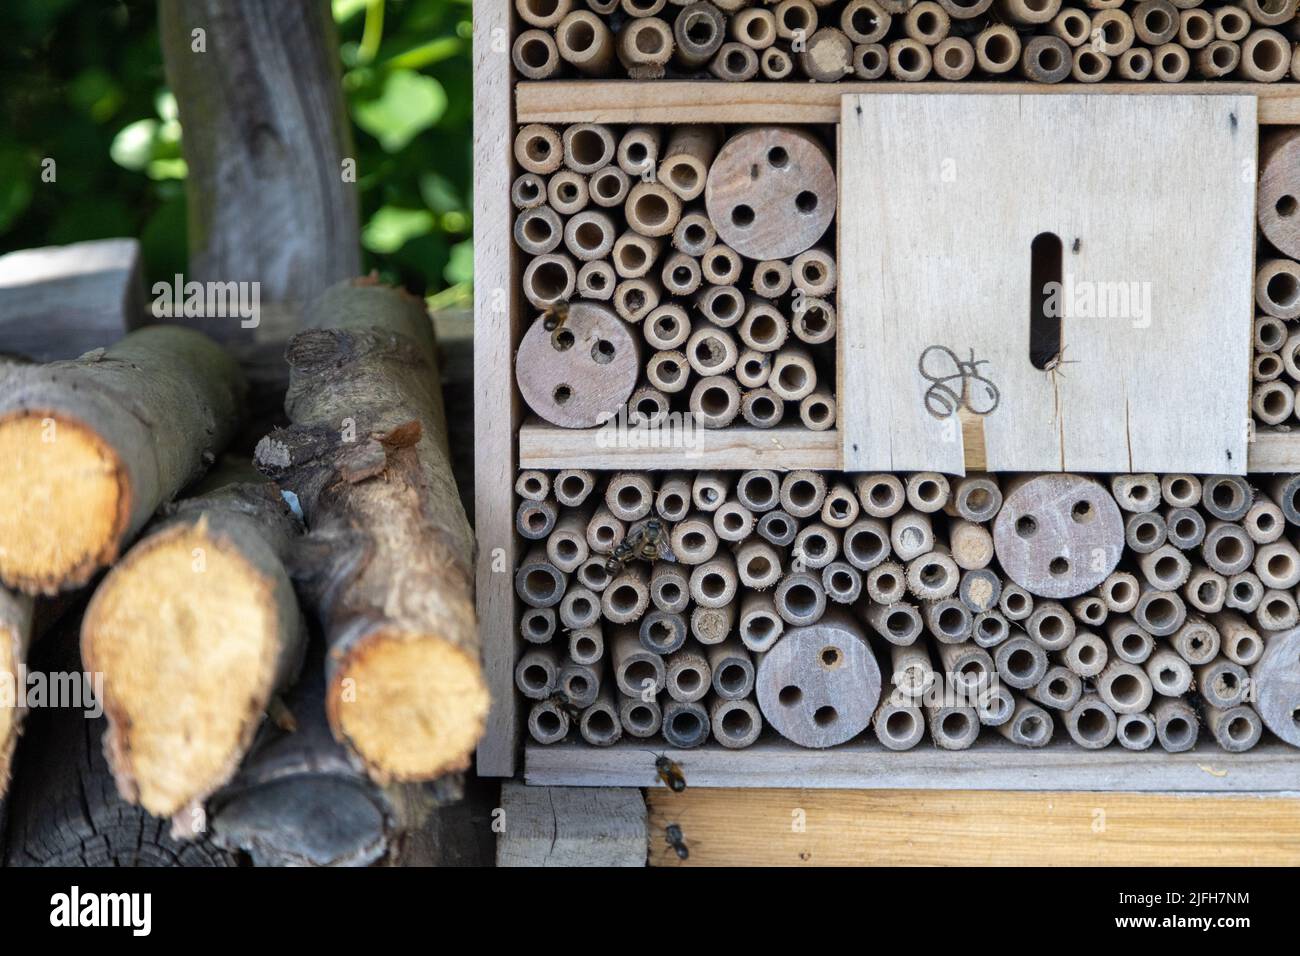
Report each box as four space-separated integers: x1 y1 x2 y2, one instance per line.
1251 624 1300 747
755 609 881 748
705 127 836 261
515 301 641 427
992 474 1123 599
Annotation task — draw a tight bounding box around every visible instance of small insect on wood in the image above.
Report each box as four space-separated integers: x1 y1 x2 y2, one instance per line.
665 823 690 860
652 752 687 792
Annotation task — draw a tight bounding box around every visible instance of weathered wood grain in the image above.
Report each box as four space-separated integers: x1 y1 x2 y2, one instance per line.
497 782 646 866
840 93 1253 475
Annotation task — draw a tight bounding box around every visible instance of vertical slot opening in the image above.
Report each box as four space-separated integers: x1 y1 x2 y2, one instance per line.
1029 231 1063 370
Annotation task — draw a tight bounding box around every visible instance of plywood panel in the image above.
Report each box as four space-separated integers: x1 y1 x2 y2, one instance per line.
840 93 1255 475
646 787 1300 866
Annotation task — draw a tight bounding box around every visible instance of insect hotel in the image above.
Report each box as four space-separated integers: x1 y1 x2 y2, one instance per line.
477 0 1300 865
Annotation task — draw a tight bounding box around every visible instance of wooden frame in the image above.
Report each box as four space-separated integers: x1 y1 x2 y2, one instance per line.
474 0 1300 776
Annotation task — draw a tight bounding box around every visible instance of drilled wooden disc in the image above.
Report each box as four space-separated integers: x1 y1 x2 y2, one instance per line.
755 610 881 748
1252 625 1300 746
993 474 1123 599
515 301 641 428
706 127 836 261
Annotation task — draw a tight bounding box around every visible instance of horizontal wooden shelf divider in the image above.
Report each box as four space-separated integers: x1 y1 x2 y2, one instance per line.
526 738 1300 792
1248 430 1300 472
518 418 841 470
517 81 1300 125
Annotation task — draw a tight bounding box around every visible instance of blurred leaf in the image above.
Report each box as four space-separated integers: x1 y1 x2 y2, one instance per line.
0 148 35 233
68 69 124 123
109 118 158 171
352 68 446 152
419 170 463 214
362 205 435 253
444 238 473 285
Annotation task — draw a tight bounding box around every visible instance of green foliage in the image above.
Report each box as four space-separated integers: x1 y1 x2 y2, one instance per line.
0 0 473 305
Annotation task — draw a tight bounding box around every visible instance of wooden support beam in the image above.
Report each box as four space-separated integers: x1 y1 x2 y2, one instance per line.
646 787 1300 866
497 782 646 866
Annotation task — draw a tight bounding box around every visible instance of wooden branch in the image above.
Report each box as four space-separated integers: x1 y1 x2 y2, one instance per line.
0 239 143 361
255 279 485 783
159 0 359 342
3 622 238 867
0 588 34 799
80 462 305 819
207 644 463 866
0 326 246 595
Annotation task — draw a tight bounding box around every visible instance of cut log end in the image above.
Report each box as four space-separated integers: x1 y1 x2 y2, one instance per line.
82 524 284 817
0 412 127 594
329 631 489 782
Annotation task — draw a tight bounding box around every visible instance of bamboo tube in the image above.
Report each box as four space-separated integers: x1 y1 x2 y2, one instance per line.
1000 581 1034 620
1071 594 1108 628
588 165 630 208
1133 585 1186 636
1205 704 1262 752
1138 543 1190 590
562 123 616 174
924 596 972 643
560 585 602 629
1226 571 1263 612
516 645 562 699
1255 539 1300 588
938 0 993 16
1145 646 1192 696
890 509 934 562
673 1 726 67
794 522 841 571
791 297 836 345
689 375 741 428
1072 45 1112 79
867 561 907 604
515 470 551 503
673 211 716 256
1108 616 1154 664
585 507 624 555
853 42 889 77
800 391 836 431
739 591 784 651
692 600 737 645
842 0 890 41
602 563 651 624
1062 630 1108 678
511 172 546 210
780 470 828 519
770 346 817 400
579 691 622 747
741 388 784 428
949 474 1002 523
732 7 778 47
1178 7 1214 46
905 473 951 513
791 247 837 297
521 252 576 308
1026 599 1075 650
660 252 701 297
547 171 589 217
555 469 595 508
926 705 980 750
908 549 960 600
1152 41 1190 80
625 181 681 238
612 626 665 698
1116 46 1153 77
739 299 789 352
950 520 995 570
521 607 556 644
821 561 862 604
1114 712 1155 751
515 124 563 174
1239 28 1290 80
994 634 1049 689
774 0 818 41
710 41 760 79
801 27 855 80
618 17 675 77
1215 611 1263 666
843 518 891 571
617 125 663 178
975 23 1021 72
528 699 569 744
1021 34 1072 81
612 231 660 279
905 1 951 43
775 571 827 625
696 284 745 327
1052 7 1092 44
692 472 732 512
649 562 690 615
1214 5 1251 41
1253 588 1299 630
1065 695 1117 749
710 697 762 748
1255 351 1286 381
1267 474 1300 524
854 474 905 518
862 600 923 645
670 514 720 564
576 261 614 301
659 126 717 202
576 557 612 593
737 470 781 513
553 10 613 74
1173 615 1221 663
1027 665 1082 710
619 695 662 738
873 699 925 750
515 544 569 608
605 471 655 521
517 498 558 541
1185 566 1226 614
701 244 743 285
738 348 774 387
933 36 976 77
998 698 1054 747
1243 0 1297 26
665 647 712 703
1203 476 1254 521
513 29 563 78
662 700 710 749
996 0 1061 25
1110 473 1160 513
958 567 1001 612
1095 660 1153 714
569 626 604 665
1092 9 1136 53
613 277 660 322
563 210 617 261
1153 698 1198 752
517 0 573 28
889 37 933 79
690 552 739 608
760 45 795 78
1134 0 1178 43
559 659 600 707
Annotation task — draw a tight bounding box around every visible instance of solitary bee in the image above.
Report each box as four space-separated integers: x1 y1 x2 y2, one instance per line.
604 518 672 574
540 300 572 351
665 824 689 861
652 752 686 793
546 690 583 724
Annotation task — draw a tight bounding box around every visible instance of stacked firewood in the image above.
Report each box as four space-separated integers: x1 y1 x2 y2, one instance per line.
0 280 484 866
512 0 1300 83
516 468 1300 753
513 122 838 431
1254 127 1300 428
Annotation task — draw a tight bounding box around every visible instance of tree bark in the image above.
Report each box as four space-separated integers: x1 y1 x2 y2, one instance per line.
0 588 35 800
80 461 305 820
0 325 245 595
159 0 359 344
255 279 485 784
3 621 239 867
